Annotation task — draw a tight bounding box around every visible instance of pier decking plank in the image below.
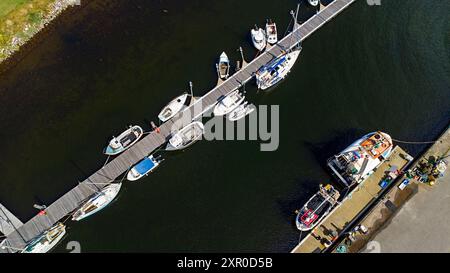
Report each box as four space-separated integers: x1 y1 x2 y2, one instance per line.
1 0 356 252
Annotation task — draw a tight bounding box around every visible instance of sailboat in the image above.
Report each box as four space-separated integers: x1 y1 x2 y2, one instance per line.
158 93 194 123
217 52 230 80
213 89 245 116
295 184 340 231
251 25 266 51
72 183 122 221
127 155 162 181
21 222 66 253
227 102 255 122
104 126 143 155
255 6 302 90
327 131 393 187
166 121 204 151
265 19 278 45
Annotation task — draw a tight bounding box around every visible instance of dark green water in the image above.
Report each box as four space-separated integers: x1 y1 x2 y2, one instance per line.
0 0 449 252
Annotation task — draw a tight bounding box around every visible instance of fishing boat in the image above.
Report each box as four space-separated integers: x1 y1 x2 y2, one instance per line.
127 155 162 181
295 184 340 231
21 223 66 253
72 183 122 221
217 52 230 80
265 19 278 45
250 25 266 51
166 121 204 151
227 102 255 122
255 47 301 90
308 0 320 7
327 131 393 187
104 125 143 155
158 93 194 123
213 89 245 116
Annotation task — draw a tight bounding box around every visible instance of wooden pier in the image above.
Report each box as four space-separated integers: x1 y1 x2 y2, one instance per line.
1 0 356 252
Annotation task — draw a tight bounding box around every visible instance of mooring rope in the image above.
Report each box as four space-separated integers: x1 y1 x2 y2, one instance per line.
392 138 437 145
102 155 111 167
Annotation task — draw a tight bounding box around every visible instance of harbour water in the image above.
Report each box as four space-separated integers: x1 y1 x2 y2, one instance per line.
0 0 449 252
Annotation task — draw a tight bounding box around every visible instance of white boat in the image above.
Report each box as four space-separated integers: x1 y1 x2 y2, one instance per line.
295 184 340 231
227 102 255 122
265 20 278 45
327 131 394 187
251 25 266 51
104 125 143 155
213 89 245 116
166 121 204 151
158 93 193 123
127 155 161 181
72 183 122 221
308 0 320 7
21 223 66 253
255 48 301 90
217 52 230 80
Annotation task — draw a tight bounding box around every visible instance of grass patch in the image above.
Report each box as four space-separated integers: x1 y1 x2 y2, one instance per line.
0 0 30 18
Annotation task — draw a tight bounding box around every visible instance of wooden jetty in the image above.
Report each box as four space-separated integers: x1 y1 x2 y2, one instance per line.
1 0 356 252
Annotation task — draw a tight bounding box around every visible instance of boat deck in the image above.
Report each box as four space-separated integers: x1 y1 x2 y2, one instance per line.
292 146 412 253
1 0 357 252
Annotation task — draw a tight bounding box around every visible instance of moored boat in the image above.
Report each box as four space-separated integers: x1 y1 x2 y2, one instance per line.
265 19 278 45
72 183 122 221
217 52 230 80
127 155 162 181
227 102 255 122
251 25 266 51
166 121 204 151
327 131 394 187
213 89 245 116
295 184 340 231
21 222 66 253
308 0 320 7
255 48 301 90
158 93 193 123
104 126 143 155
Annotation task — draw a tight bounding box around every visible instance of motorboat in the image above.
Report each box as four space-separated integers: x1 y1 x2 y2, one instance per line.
295 184 340 231
213 89 245 116
227 102 255 121
265 19 278 45
217 52 230 80
104 125 143 155
166 121 204 151
72 183 122 221
251 25 266 51
308 0 320 7
127 155 162 181
327 131 394 187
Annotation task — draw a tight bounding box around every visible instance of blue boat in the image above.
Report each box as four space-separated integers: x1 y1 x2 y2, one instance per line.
127 155 161 181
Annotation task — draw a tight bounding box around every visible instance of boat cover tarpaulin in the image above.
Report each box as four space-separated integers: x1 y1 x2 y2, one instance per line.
135 157 155 175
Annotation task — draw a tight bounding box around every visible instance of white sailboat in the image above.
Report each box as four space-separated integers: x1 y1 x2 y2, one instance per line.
216 52 230 80
265 19 278 45
72 183 122 221
166 121 204 151
21 223 66 253
251 25 266 51
213 89 245 116
104 126 143 155
227 102 255 122
158 93 193 123
327 131 394 187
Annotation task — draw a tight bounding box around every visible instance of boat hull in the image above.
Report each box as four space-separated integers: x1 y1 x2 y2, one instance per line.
104 126 144 155
228 102 255 121
166 121 204 151
213 90 245 116
158 93 190 123
251 28 266 51
21 223 66 253
127 155 160 181
256 49 301 90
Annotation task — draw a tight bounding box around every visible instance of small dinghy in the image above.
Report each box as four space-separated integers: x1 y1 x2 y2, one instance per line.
21 222 66 253
308 0 320 7
251 25 266 51
265 19 278 45
127 155 162 181
104 126 143 155
217 52 230 80
227 102 255 122
72 183 122 221
166 121 204 151
158 93 193 123
213 89 245 116
295 184 340 231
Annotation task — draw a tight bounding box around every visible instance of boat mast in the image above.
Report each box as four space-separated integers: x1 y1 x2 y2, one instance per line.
290 3 301 51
